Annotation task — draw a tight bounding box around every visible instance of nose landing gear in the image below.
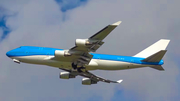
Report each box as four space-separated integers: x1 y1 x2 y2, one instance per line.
13 59 20 64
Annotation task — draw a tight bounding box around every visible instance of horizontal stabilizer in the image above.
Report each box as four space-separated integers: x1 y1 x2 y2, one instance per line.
141 50 167 62
117 79 123 83
150 65 164 71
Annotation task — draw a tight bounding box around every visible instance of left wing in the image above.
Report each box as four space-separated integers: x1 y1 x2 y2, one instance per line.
59 68 123 85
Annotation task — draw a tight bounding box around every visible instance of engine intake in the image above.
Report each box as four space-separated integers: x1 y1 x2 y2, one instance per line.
59 72 76 79
82 78 97 85
75 39 98 47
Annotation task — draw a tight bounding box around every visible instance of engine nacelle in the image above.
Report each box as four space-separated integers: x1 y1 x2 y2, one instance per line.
55 50 71 57
82 78 97 85
59 72 76 79
75 39 97 47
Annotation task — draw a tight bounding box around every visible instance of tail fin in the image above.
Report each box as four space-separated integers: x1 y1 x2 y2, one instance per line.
134 39 170 58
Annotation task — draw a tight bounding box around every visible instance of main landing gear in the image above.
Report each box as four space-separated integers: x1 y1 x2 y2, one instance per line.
72 63 86 73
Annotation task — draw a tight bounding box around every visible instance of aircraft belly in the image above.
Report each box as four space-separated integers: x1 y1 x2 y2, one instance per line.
11 56 47 64
11 56 145 71
11 56 72 69
88 59 131 70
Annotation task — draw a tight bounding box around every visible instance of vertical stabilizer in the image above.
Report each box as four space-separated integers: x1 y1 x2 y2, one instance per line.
134 39 170 58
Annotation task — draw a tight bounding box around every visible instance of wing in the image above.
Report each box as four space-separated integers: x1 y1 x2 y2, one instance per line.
89 21 122 40
70 21 122 52
68 21 122 65
59 68 123 84
53 21 121 67
79 71 123 83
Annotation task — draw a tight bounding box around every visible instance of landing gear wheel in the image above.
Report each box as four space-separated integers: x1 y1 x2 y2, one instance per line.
77 67 86 73
72 63 77 69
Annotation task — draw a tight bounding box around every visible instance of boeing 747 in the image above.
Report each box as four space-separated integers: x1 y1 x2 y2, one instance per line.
6 21 170 85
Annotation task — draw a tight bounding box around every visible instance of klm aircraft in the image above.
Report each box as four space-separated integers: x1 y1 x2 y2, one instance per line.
6 21 170 85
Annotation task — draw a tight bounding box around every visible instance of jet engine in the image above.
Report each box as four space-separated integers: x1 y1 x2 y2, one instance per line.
55 50 71 57
75 39 97 47
59 72 76 79
82 78 97 85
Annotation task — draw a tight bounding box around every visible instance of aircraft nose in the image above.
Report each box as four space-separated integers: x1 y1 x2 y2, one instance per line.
6 50 13 57
6 51 10 57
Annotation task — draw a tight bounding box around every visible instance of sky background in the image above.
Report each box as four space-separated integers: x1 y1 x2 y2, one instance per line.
0 0 180 101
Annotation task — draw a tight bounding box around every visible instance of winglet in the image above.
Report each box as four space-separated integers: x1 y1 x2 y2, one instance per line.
117 79 123 83
112 21 122 26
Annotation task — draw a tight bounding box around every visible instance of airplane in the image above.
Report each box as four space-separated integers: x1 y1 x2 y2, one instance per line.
6 21 170 85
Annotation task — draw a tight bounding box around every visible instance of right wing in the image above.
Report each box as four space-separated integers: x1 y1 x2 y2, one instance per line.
79 71 123 84
59 68 123 84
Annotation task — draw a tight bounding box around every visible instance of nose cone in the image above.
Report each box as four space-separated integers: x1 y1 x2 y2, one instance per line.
6 51 11 57
6 50 13 57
